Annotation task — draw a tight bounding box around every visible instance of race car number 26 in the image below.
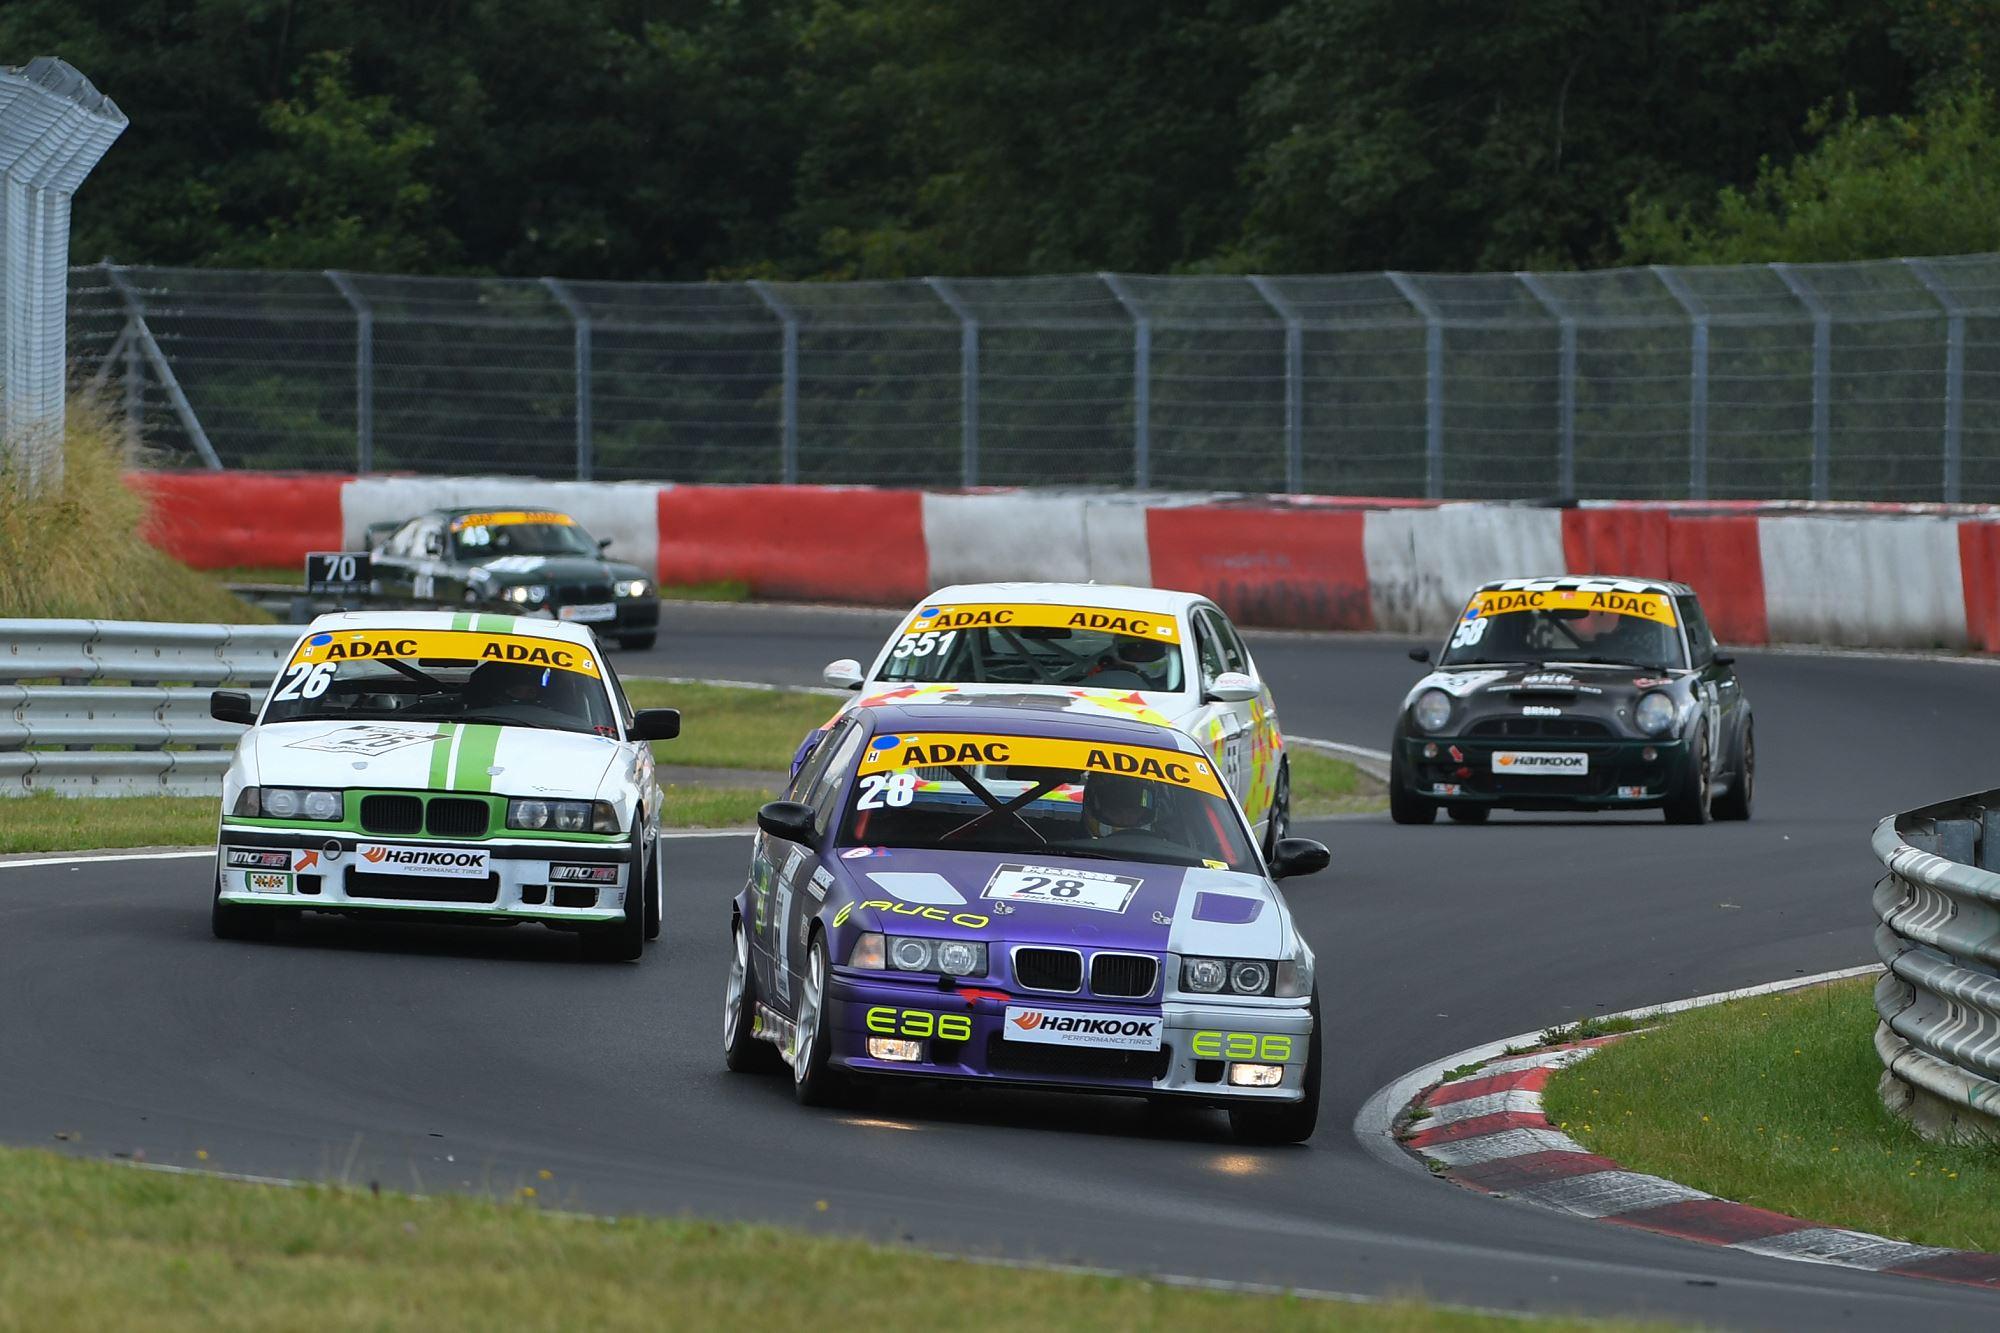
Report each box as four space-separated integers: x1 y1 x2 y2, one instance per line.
981 863 1142 914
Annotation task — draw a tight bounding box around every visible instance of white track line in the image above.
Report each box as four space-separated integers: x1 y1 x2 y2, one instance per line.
1351 963 1885 1181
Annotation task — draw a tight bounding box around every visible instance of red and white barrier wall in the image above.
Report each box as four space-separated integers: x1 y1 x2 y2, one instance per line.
130 471 2000 653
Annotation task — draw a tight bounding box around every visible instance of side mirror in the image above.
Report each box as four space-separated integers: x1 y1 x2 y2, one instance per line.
629 708 681 742
823 658 865 691
1204 670 1260 704
1712 652 1736 668
1408 646 1432 663
209 690 257 726
597 537 613 552
757 800 818 847
422 535 443 557
1268 837 1331 881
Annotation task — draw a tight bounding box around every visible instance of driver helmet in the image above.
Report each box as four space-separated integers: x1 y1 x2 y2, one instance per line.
1110 635 1168 667
465 660 549 707
1573 610 1630 643
1083 773 1156 837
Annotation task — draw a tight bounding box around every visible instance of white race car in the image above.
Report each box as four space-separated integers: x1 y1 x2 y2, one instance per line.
819 583 1292 852
207 612 679 960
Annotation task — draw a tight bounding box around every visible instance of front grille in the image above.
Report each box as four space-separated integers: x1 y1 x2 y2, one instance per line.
552 583 606 605
986 1035 1171 1082
359 794 423 834
1090 953 1158 999
344 870 498 905
1013 947 1082 993
425 797 490 838
1467 717 1613 740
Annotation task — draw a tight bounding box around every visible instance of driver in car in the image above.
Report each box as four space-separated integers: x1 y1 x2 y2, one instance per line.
1087 637 1171 690
1082 772 1158 840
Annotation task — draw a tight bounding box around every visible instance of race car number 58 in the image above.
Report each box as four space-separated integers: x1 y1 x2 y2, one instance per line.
981 863 1142 914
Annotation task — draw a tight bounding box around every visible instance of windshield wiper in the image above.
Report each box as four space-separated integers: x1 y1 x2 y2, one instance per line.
1539 657 1671 670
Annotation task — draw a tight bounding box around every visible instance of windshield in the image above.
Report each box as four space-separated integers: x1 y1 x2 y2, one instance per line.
838 731 1257 872
451 512 597 560
262 627 616 735
1440 588 1686 671
878 603 1184 692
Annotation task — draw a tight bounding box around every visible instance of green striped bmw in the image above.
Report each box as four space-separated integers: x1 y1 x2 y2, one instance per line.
206 612 681 960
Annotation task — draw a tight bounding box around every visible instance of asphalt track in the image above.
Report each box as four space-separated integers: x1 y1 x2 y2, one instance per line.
7 602 2000 1329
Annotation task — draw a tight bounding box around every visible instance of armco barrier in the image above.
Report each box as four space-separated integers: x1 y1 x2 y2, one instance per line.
1872 792 2000 1144
0 621 297 796
129 469 2000 651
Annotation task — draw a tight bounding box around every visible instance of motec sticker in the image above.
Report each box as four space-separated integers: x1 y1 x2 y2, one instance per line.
286 629 600 678
902 603 1182 644
1466 588 1678 627
981 863 1143 914
450 510 575 531
1492 751 1590 776
353 844 491 879
1003 1006 1163 1051
856 732 1225 798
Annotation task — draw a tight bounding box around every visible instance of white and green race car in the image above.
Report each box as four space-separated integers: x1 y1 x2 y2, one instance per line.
207 612 680 960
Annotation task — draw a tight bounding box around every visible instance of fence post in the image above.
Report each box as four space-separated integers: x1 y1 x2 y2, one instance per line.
1385 272 1444 499
1099 272 1151 488
1652 266 1709 500
1770 263 1832 500
1904 258 1964 505
924 277 980 486
324 271 373 474
541 277 594 482
1517 273 1576 500
747 280 800 484
105 265 220 469
121 302 144 454
1247 275 1304 494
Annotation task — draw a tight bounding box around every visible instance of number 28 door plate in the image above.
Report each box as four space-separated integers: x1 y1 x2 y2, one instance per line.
981 863 1143 914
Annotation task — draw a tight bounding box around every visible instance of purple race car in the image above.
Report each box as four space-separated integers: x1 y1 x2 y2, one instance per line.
723 696 1330 1143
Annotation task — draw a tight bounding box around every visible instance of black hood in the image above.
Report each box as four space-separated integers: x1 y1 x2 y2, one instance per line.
472 555 646 587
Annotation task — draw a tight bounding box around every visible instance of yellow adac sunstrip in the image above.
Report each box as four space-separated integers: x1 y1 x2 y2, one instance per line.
1467 586 1678 628
901 602 1182 644
289 625 601 678
857 731 1225 798
449 510 575 531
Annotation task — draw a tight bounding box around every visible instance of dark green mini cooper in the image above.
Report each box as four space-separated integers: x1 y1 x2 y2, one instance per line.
1390 576 1751 826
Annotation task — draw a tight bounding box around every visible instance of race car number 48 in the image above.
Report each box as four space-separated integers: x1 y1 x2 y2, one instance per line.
981 863 1142 914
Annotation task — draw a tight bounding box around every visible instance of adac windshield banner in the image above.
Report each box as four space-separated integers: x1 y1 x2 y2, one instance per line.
902 602 1181 644
1465 587 1677 628
858 731 1225 797
288 626 602 678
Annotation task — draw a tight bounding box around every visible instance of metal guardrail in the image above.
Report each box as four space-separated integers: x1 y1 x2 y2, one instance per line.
0 620 297 796
1872 792 2000 1144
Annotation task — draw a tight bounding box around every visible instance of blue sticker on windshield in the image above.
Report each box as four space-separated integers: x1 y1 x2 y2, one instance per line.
309 632 333 645
917 607 940 619
872 734 901 750
1462 607 1479 619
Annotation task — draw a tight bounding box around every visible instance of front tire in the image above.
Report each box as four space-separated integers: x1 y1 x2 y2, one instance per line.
210 872 277 942
1262 760 1292 858
1446 804 1490 824
1389 747 1437 825
791 934 849 1106
1229 987 1321 1144
1712 718 1754 822
723 915 781 1073
618 632 658 652
643 836 663 942
1664 725 1713 825
579 828 647 961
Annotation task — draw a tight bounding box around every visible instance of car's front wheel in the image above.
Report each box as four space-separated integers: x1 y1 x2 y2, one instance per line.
1228 988 1321 1145
210 871 278 942
618 632 658 652
791 934 849 1106
579 828 647 961
643 835 663 942
1389 748 1437 825
1712 718 1754 822
1664 725 1713 825
1262 760 1292 858
723 915 781 1073
1446 804 1489 824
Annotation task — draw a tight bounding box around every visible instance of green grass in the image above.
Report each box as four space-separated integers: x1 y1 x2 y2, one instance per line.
1542 977 2000 1252
1290 748 1388 816
210 564 305 586
0 1146 1681 1333
0 404 271 623
624 678 834 771
0 793 220 854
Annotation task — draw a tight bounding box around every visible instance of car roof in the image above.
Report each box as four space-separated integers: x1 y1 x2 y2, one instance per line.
849 697 1209 755
297 610 598 646
912 582 1205 616
1473 574 1695 598
431 506 578 521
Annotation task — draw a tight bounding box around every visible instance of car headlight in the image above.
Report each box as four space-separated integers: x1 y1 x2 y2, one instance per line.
882 935 987 978
246 787 344 821
613 579 653 599
507 798 619 833
1413 688 1453 733
500 584 548 604
1182 956 1275 996
1635 691 1676 736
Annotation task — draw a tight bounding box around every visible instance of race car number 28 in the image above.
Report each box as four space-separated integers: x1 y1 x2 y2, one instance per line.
981 862 1142 914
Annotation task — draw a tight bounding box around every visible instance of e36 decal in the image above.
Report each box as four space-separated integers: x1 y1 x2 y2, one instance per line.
1189 1031 1294 1063
865 1007 972 1042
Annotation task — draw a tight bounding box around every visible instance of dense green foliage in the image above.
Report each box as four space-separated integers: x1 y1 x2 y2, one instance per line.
7 0 1999 278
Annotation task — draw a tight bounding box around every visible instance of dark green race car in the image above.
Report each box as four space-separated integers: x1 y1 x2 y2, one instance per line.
1390 576 1752 826
362 507 660 650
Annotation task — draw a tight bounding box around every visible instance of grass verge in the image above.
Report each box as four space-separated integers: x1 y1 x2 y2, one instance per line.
0 406 270 623
0 1146 1677 1333
1542 977 2000 1253
624 678 833 771
1290 747 1388 816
